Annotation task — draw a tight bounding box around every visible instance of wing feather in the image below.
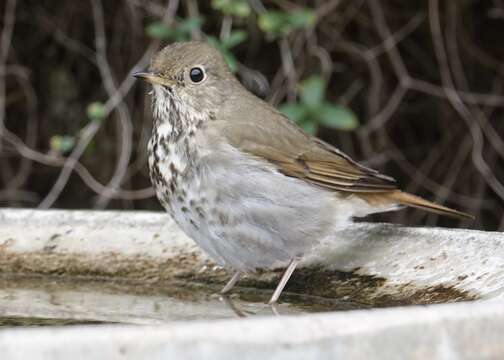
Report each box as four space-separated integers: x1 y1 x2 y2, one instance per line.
211 99 397 194
202 89 472 219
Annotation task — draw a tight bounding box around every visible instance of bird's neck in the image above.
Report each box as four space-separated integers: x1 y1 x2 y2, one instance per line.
151 91 210 142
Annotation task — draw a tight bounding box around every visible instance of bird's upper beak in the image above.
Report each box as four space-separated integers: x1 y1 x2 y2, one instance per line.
133 71 174 86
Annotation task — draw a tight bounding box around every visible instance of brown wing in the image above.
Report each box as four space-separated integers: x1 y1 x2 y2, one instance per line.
207 93 473 220
213 97 397 194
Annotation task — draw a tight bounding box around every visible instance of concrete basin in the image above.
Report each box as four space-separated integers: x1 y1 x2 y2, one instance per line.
0 208 503 359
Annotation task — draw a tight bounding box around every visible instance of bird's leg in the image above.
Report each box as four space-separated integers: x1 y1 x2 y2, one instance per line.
219 295 248 318
268 257 300 305
221 271 241 294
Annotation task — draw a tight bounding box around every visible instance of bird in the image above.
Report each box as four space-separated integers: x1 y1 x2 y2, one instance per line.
134 41 473 304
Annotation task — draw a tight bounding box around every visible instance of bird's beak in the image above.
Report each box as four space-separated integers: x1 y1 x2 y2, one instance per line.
133 71 174 86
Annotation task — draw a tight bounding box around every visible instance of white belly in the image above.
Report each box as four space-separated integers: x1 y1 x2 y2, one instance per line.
151 141 341 271
149 129 388 271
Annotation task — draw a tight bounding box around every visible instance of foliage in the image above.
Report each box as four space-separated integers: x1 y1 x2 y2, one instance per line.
258 9 316 40
206 31 247 72
86 102 107 122
279 76 358 134
2 1 501 230
145 17 204 42
211 0 250 18
49 135 76 154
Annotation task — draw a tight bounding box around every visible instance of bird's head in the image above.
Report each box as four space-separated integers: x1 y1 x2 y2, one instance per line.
135 42 235 126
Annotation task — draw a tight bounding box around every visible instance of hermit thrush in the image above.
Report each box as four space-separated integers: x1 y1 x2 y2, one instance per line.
134 41 472 304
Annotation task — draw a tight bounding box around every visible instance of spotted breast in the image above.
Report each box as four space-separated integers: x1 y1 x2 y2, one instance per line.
146 84 222 260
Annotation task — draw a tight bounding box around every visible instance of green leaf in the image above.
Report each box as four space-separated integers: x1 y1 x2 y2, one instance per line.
258 11 289 37
50 135 76 154
222 30 247 49
211 0 250 17
206 36 221 50
230 1 251 17
300 76 326 108
223 52 238 72
279 103 307 124
145 22 175 40
298 120 318 134
146 17 203 41
86 102 107 122
316 104 359 130
287 9 316 29
177 16 204 34
206 36 242 72
211 0 226 9
258 9 315 39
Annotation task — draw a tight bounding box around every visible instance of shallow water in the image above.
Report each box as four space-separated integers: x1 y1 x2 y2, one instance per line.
0 274 366 327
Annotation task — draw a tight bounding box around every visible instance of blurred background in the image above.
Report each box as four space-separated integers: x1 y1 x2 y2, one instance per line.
0 0 503 230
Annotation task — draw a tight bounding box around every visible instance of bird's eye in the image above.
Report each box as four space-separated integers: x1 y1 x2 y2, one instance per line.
189 67 205 83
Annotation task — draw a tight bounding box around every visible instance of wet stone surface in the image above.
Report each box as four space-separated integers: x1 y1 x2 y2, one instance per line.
0 246 478 315
0 317 110 327
0 267 477 327
193 267 477 310
0 274 308 326
0 210 493 329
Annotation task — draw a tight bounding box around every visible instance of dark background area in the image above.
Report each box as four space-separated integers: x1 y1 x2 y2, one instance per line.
1 0 503 230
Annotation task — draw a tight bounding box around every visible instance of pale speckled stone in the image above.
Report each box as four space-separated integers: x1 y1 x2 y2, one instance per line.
0 299 503 359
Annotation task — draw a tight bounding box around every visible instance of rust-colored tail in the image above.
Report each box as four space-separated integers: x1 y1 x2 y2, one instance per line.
387 191 474 220
359 190 474 220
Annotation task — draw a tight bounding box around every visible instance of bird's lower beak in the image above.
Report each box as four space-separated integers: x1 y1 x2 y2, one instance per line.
133 71 173 86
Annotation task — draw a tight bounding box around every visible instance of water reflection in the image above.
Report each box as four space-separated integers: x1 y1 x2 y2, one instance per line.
0 275 328 326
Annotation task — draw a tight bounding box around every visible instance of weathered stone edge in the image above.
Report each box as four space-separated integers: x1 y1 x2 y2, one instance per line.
0 298 503 359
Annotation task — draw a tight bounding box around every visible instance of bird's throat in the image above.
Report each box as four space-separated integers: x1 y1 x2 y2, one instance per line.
148 90 208 213
151 86 207 141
